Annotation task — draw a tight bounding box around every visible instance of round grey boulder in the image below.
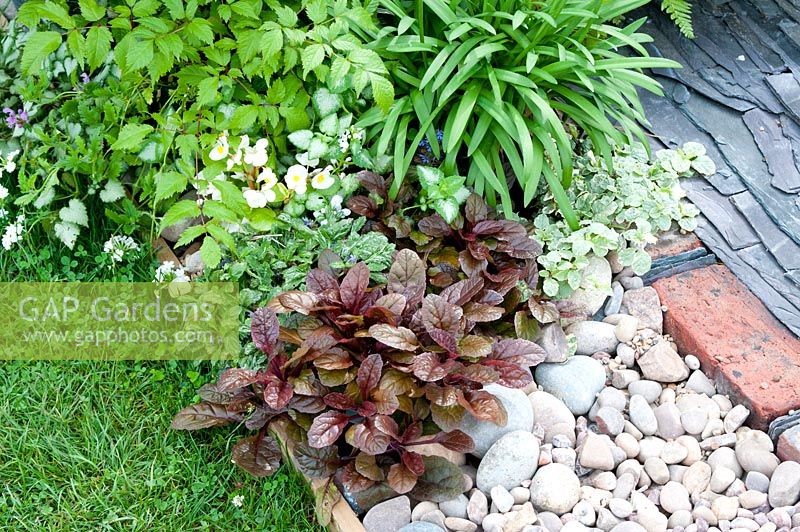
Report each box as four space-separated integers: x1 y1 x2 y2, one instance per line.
535 355 607 415
476 431 540 492
458 383 534 458
529 463 581 515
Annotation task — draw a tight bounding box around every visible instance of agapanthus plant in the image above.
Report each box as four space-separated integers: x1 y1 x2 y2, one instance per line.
173 249 547 499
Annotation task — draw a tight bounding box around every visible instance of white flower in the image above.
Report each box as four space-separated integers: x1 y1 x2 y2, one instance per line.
257 167 278 189
243 138 269 167
209 134 229 161
154 261 191 283
285 164 308 195
338 131 350 151
310 166 335 190
103 235 140 263
1 217 23 250
243 188 271 208
231 495 245 508
0 184 8 200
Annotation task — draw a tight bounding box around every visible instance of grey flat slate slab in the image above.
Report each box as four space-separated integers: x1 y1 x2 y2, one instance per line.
640 0 800 338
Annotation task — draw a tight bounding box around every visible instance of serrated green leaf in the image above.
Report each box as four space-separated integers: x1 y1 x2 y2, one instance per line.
86 26 112 70
200 236 222 269
21 32 62 75
196 76 219 107
79 0 106 21
175 224 207 247
41 1 75 29
155 171 188 204
301 44 325 78
160 200 201 232
262 28 283 57
125 39 154 72
369 73 394 114
111 123 154 151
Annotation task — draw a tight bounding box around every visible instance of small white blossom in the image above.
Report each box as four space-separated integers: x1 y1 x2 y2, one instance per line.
0 184 7 200
209 133 230 161
1 216 23 250
243 188 274 208
257 167 278 189
231 495 244 508
103 235 140 263
338 130 350 151
243 138 269 167
330 195 343 210
154 261 191 283
284 165 308 195
310 166 335 190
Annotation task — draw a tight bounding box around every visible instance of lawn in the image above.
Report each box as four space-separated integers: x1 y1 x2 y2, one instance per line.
0 360 323 531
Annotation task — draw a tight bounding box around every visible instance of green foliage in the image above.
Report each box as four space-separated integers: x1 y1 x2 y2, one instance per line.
533 142 707 298
415 166 469 223
353 0 680 223
661 0 694 39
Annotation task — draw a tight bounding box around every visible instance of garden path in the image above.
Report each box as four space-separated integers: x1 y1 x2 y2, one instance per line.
639 0 800 337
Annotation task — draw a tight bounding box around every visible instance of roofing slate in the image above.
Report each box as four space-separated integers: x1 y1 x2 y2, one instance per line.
640 0 800 337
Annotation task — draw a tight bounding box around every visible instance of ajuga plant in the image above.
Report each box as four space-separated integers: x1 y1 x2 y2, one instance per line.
174 249 548 498
350 0 681 225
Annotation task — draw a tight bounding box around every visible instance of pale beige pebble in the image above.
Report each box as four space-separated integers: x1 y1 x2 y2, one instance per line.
583 488 613 511
636 469 652 490
710 467 737 494
662 441 690 464
739 490 768 510
712 496 740 521
579 432 616 471
612 472 637 500
669 464 688 483
537 512 563 531
624 421 644 440
644 457 670 485
756 524 777 532
735 437 780 478
444 516 478 532
596 508 621 531
463 473 474 492
511 487 531 505
412 501 439 521
707 447 744 477
617 459 644 480
511 504 524 511
482 512 507 531
729 517 759 532
685 354 701 370
724 405 751 434
660 480 693 513
615 433 640 459
660 387 677 404
634 510 668 532
713 395 734 417
701 434 737 451
504 502 537 530
614 316 639 343
611 369 641 389
725 479 746 498
694 505 720 526
638 437 667 462
467 490 488 525
703 419 726 439
572 500 596 527
669 509 694 528
590 471 617 491
677 435 703 465
490 486 514 514
602 314 627 325
683 461 713 494
420 509 447 529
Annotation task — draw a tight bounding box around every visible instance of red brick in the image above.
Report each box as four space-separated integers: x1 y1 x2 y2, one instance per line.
777 425 800 462
646 229 703 261
652 264 800 430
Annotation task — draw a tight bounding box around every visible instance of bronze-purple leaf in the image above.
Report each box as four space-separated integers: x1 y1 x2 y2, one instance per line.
308 411 350 448
355 452 385 481
340 262 370 312
245 406 277 430
412 353 448 382
458 389 508 426
288 395 326 413
401 450 425 476
462 302 504 322
373 293 407 317
483 359 534 388
427 328 458 353
387 463 418 494
354 170 387 196
388 249 426 305
342 461 377 493
324 392 356 411
263 378 293 410
420 294 463 335
231 434 282 477
251 307 280 355
440 276 484 306
347 195 379 217
197 382 254 404
294 442 340 479
491 338 547 366
217 367 260 392
356 353 383 397
369 324 419 351
351 420 391 455
464 194 488 223
274 291 319 315
171 402 245 430
306 268 340 294
436 430 475 453
418 214 452 237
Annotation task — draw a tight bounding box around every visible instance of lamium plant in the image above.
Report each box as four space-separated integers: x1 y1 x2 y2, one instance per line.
174 247 548 499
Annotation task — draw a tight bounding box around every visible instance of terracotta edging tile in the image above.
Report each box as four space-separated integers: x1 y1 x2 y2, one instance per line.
652 264 800 430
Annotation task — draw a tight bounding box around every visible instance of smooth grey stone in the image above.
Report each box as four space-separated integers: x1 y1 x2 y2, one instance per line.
459 384 534 458
364 496 411 532
476 431 540 492
398 523 445 532
535 356 607 416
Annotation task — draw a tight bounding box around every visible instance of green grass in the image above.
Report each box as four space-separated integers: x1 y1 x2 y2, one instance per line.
0 360 323 531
